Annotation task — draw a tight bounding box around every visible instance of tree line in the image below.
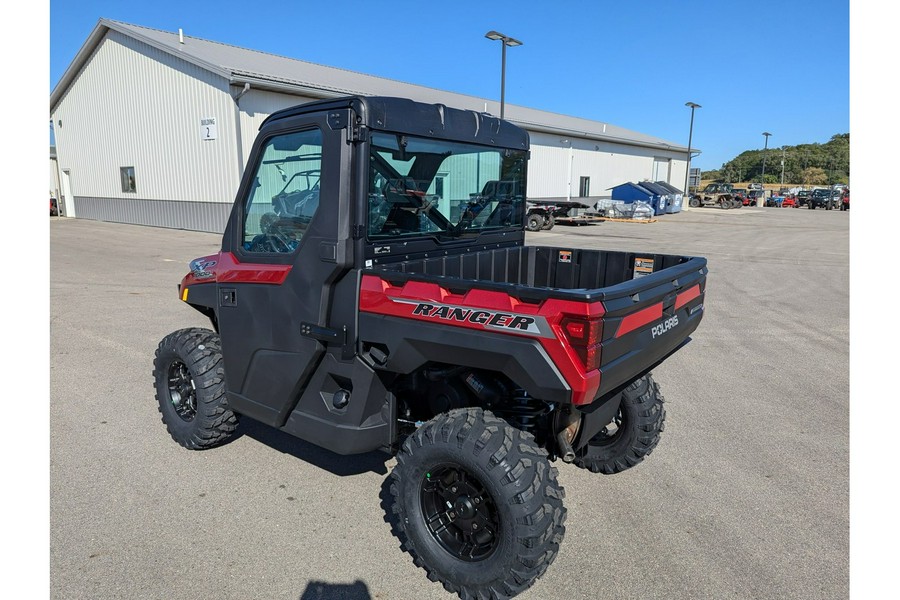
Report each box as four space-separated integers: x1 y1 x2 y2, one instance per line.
701 134 849 186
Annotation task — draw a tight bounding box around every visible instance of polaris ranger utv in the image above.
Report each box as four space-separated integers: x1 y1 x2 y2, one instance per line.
153 96 707 599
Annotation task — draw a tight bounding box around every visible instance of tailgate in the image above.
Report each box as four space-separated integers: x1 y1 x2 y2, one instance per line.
596 257 707 397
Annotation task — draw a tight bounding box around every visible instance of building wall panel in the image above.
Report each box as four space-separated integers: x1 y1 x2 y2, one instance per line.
527 132 688 200
73 196 232 232
236 89 317 169
51 30 240 231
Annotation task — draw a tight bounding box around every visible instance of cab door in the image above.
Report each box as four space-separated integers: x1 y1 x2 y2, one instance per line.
215 111 353 427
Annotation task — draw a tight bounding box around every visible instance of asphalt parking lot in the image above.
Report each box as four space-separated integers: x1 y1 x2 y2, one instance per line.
50 205 848 600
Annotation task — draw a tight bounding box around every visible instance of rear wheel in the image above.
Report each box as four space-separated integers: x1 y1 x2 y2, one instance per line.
541 214 555 230
152 327 238 449
573 374 665 474
389 408 566 598
689 197 701 208
525 213 543 231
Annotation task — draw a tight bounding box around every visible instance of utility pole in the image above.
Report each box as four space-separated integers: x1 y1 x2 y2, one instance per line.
761 132 772 185
780 146 786 186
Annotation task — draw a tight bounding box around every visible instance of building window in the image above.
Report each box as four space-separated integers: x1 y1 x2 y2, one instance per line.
120 167 136 193
579 176 590 198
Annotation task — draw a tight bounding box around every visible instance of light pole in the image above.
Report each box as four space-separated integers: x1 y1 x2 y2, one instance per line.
761 132 772 187
485 30 523 119
683 102 701 198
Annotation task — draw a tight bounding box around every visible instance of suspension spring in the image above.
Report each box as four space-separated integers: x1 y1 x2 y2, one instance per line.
492 389 553 434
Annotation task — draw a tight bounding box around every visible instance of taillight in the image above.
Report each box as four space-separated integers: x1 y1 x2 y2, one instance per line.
560 316 603 371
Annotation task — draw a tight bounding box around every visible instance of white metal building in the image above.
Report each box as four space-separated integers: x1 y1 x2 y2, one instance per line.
50 19 691 232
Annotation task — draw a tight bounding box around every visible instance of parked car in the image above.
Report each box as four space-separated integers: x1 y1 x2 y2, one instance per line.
808 188 836 210
795 190 811 208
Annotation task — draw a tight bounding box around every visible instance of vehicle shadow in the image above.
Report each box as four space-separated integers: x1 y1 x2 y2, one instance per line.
236 418 389 476
299 580 372 600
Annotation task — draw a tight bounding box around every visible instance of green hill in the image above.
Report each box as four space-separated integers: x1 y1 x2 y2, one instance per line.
701 134 849 186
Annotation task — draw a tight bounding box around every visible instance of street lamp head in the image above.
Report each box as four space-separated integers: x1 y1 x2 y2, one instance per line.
762 132 772 138
485 30 523 46
685 101 701 109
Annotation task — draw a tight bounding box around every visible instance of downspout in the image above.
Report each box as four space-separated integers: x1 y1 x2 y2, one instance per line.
231 83 250 184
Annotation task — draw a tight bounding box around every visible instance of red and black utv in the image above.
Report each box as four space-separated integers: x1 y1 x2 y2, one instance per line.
153 96 707 599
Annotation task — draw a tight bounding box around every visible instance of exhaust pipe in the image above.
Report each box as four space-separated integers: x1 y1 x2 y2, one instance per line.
556 430 576 463
555 408 582 463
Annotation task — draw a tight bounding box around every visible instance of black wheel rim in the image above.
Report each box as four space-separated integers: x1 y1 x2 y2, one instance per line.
167 360 197 422
420 464 501 562
589 408 624 447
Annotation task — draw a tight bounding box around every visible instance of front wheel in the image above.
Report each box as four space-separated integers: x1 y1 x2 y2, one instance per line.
689 197 701 208
389 408 566 598
525 213 543 231
152 327 239 449
573 374 665 474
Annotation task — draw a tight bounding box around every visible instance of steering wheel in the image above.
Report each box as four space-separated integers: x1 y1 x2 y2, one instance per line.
247 215 298 253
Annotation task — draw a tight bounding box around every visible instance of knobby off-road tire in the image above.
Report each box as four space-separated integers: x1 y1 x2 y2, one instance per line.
540 214 555 230
573 374 665 475
389 408 566 599
525 214 543 232
152 327 238 450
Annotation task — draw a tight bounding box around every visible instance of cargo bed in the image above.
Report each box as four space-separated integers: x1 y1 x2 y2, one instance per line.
366 245 708 400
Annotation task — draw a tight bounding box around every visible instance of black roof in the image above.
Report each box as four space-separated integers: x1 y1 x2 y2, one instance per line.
264 96 529 150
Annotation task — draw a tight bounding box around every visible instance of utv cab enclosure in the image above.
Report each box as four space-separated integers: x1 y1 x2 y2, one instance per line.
154 96 707 599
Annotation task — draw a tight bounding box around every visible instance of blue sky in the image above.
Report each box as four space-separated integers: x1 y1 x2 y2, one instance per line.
49 0 848 170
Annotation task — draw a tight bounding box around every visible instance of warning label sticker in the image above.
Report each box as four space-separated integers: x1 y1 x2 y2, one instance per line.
558 250 573 263
633 257 655 278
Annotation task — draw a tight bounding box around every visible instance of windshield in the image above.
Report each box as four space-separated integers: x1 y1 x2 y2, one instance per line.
367 132 527 239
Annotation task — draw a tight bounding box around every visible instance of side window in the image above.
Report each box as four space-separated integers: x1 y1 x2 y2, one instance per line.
243 129 323 253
